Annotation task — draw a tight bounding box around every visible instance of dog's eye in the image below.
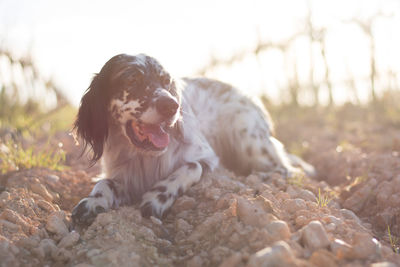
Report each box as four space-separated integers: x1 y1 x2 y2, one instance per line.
161 75 171 86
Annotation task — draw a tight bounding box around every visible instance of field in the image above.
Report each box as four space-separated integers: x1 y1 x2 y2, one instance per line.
1 96 400 266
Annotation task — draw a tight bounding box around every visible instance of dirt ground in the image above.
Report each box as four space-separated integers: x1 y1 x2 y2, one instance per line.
1 105 400 266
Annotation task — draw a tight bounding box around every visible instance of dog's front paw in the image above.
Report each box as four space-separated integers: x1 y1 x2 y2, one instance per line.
140 191 174 219
71 197 109 226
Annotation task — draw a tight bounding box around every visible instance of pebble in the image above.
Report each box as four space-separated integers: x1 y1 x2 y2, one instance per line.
45 174 60 183
236 197 269 227
349 232 380 260
330 239 352 260
340 209 361 224
175 218 193 233
218 252 242 267
30 182 54 202
309 249 338 267
282 198 307 213
343 178 377 212
298 189 317 202
301 220 330 250
370 262 398 267
96 213 113 227
171 196 196 213
246 241 296 267
266 220 291 241
187 255 203 267
37 199 57 212
58 231 80 248
46 211 69 238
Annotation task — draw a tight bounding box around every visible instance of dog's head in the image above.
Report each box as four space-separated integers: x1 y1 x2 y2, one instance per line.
75 54 181 162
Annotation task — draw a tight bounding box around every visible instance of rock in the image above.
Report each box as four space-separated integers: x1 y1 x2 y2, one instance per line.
309 249 338 267
45 174 60 183
349 233 380 260
266 220 291 241
301 221 330 250
298 189 316 202
37 199 57 212
330 239 352 260
175 218 193 233
0 208 32 233
58 231 80 248
187 255 203 267
343 179 377 212
282 198 307 213
96 212 113 227
219 252 242 267
171 195 196 213
52 247 72 262
35 238 57 258
246 241 296 267
340 209 361 224
30 182 54 202
370 262 397 267
236 197 269 227
46 211 69 239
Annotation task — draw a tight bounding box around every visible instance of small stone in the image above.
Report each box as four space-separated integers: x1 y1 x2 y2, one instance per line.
52 247 72 262
30 182 54 202
343 179 376 212
246 241 296 267
58 231 80 248
219 252 242 267
96 213 113 227
0 191 10 201
298 189 316 202
171 196 196 213
37 199 57 212
309 249 338 267
45 174 60 183
330 239 352 260
295 215 308 227
39 238 57 257
282 198 307 213
340 209 361 224
187 255 203 267
301 220 330 250
236 197 269 227
150 216 162 225
266 220 291 241
370 262 397 267
176 218 193 233
349 232 380 260
46 211 69 238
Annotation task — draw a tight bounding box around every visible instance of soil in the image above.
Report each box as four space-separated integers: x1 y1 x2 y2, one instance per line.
1 107 400 267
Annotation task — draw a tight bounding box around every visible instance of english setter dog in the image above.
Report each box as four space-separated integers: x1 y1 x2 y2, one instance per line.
71 54 315 225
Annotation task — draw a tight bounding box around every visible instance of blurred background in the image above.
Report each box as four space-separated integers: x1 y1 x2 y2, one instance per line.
1 0 400 244
0 0 399 137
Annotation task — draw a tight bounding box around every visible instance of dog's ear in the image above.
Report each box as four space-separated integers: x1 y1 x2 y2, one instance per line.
74 72 110 164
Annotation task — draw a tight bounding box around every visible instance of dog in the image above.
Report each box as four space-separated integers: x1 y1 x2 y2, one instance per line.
71 54 315 225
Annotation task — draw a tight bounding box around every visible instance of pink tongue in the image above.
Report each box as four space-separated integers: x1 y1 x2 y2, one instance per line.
141 124 169 148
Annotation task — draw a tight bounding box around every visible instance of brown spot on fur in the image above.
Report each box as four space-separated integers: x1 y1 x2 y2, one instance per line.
158 194 167 203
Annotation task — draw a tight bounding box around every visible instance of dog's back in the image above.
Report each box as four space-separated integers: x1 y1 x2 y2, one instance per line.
182 77 300 176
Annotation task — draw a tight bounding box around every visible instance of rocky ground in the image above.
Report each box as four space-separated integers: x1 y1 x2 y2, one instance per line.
1 106 400 267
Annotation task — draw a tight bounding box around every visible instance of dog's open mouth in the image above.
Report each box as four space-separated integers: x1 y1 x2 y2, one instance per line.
125 120 169 150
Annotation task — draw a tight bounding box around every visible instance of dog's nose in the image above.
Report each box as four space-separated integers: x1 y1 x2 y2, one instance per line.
156 96 179 118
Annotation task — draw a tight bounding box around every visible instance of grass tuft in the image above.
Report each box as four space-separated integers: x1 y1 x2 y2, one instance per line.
315 188 332 208
287 173 305 188
0 140 66 174
388 225 400 254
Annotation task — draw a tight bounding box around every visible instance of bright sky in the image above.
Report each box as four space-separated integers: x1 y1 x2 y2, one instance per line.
0 0 399 106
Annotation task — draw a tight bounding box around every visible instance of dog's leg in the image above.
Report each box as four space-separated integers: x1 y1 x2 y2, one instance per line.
71 179 123 225
140 161 203 218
